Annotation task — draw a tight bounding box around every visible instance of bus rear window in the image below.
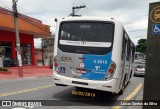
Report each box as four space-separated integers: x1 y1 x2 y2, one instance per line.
58 21 114 55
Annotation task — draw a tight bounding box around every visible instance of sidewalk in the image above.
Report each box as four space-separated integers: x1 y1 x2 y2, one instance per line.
0 66 53 80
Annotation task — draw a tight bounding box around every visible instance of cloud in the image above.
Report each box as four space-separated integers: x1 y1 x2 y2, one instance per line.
1 0 160 46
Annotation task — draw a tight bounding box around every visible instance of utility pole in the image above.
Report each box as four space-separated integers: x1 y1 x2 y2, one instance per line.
70 5 86 17
12 0 23 77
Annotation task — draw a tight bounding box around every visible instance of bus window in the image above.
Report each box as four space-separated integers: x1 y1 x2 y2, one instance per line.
58 22 114 55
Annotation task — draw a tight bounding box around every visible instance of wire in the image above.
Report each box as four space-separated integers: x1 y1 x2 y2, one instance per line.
78 0 97 16
77 0 85 5
125 14 148 25
72 0 82 6
18 14 51 34
86 7 96 16
0 1 12 11
106 0 129 15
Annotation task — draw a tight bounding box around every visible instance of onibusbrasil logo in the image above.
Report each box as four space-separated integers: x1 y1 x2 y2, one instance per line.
150 6 160 23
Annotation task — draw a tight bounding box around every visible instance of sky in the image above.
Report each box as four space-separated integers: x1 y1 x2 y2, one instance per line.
0 0 160 47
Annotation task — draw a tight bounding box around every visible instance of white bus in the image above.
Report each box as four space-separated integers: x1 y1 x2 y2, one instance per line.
53 17 135 95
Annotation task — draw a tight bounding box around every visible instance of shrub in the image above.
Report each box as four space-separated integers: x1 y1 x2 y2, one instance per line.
1 68 8 71
0 67 2 71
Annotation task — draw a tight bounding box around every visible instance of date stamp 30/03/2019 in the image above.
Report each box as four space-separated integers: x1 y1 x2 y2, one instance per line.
72 90 95 97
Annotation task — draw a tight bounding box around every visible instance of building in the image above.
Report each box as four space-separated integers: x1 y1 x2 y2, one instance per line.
34 48 43 66
0 7 51 67
41 36 54 67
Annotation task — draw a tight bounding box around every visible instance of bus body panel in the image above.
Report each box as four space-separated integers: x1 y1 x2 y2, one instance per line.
53 71 118 92
54 49 112 81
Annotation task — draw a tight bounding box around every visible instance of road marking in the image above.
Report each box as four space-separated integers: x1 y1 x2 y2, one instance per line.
0 84 54 97
112 83 143 109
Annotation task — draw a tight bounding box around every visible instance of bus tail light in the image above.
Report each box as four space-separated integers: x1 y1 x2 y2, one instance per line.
53 57 59 73
105 61 116 80
54 63 58 67
53 57 58 67
109 69 113 73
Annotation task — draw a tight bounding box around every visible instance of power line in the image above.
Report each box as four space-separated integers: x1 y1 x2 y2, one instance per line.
86 7 96 16
0 1 12 10
125 14 148 25
106 0 129 15
30 0 52 15
72 0 82 6
77 0 85 5
117 1 148 18
78 0 97 16
18 14 51 34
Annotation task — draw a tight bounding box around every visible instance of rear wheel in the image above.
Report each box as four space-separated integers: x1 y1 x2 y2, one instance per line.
129 71 132 79
118 76 126 95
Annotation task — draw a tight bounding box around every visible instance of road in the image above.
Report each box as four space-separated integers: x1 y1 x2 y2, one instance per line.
0 76 144 109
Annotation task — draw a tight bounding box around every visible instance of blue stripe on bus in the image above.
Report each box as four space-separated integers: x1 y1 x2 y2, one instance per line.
81 52 112 80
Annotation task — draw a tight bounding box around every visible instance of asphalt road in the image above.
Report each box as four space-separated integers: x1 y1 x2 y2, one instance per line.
0 75 144 109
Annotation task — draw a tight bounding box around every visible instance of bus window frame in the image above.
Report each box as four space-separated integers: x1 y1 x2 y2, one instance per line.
57 20 115 55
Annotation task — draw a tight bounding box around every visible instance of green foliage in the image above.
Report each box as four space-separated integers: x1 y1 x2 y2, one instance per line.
0 47 5 55
136 39 147 53
0 67 8 71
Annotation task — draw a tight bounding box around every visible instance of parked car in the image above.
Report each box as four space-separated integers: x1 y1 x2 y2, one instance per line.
140 59 146 64
134 64 145 76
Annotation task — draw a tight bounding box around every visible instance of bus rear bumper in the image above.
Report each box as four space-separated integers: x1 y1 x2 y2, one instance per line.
53 72 118 93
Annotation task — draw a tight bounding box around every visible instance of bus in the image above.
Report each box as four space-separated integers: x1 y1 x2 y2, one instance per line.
53 17 135 95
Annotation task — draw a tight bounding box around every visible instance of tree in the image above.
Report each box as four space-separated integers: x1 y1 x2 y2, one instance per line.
136 38 147 53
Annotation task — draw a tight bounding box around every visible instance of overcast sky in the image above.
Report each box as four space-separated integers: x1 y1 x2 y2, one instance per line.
1 0 160 47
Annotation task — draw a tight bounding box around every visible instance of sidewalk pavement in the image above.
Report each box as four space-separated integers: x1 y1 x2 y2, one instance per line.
0 66 53 80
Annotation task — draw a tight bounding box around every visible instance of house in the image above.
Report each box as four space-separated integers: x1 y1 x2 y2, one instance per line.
0 7 51 67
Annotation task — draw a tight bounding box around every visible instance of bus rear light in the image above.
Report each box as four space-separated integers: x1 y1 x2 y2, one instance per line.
54 63 58 67
109 69 113 73
105 61 116 80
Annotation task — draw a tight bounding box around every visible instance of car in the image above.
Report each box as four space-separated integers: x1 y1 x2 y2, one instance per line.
134 64 145 76
140 59 146 64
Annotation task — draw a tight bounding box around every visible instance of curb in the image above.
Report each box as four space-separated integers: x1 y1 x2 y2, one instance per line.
8 66 50 69
0 75 52 81
0 71 12 74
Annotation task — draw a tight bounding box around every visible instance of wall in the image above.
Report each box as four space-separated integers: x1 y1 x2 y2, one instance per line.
0 30 35 65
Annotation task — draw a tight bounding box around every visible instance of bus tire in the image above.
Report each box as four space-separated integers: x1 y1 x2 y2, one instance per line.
129 71 132 79
128 71 133 82
118 76 126 95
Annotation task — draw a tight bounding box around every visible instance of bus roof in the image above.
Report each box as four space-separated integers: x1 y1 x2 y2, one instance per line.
58 16 122 24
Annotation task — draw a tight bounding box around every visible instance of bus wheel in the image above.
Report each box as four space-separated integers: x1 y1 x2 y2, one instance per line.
118 77 126 95
128 71 133 82
129 72 132 79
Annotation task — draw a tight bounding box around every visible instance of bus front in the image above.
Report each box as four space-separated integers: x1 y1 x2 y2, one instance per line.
53 18 117 93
